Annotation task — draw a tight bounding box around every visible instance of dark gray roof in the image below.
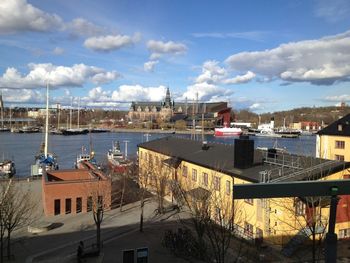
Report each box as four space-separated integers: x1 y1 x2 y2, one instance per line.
318 113 350 136
138 137 349 183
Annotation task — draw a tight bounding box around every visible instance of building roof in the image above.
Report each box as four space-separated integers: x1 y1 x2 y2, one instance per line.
138 136 349 183
318 114 350 136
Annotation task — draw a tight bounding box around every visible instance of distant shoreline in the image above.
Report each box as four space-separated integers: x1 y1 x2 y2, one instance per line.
110 128 214 135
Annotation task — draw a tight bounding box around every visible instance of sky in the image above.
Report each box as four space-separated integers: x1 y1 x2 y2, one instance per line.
0 0 350 113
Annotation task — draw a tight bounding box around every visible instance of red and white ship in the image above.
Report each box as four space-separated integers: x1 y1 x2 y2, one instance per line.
214 127 243 137
107 141 132 173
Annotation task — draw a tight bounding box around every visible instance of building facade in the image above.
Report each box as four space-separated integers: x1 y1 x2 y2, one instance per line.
316 113 350 162
42 164 111 216
138 136 350 249
128 87 229 123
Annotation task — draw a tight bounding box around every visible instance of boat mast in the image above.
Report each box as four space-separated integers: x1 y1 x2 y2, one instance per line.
44 81 49 158
77 97 80 129
0 92 3 129
69 97 73 129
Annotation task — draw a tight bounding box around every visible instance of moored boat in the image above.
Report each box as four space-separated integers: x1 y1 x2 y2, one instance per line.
75 147 100 169
214 127 243 137
107 141 132 173
19 126 40 133
31 82 59 177
62 128 89 136
0 160 16 178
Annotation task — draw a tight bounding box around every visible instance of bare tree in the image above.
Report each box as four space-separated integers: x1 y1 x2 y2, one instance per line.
170 167 245 263
83 173 111 252
0 180 11 263
3 181 37 260
138 156 152 232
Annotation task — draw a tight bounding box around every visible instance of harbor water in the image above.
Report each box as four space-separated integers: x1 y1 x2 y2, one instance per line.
0 132 316 178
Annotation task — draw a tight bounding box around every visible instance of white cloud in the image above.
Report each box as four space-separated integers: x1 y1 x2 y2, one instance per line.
314 0 350 23
0 88 44 104
249 103 262 111
323 94 350 102
194 60 255 85
112 85 167 102
225 30 350 85
65 18 105 37
0 63 120 89
53 47 64 55
143 60 159 72
147 40 187 59
180 82 234 102
84 33 140 52
223 71 256 84
0 0 63 34
91 71 121 84
192 31 269 42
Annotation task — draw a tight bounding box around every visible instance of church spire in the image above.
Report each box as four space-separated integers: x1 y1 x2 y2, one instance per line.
164 87 171 107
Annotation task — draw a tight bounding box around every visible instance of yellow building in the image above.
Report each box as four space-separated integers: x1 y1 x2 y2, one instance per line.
316 113 350 161
138 136 350 253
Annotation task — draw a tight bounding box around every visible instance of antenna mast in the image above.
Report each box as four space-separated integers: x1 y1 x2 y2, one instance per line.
44 81 49 158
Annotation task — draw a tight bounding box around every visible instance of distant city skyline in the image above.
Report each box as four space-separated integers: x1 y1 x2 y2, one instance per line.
0 0 350 113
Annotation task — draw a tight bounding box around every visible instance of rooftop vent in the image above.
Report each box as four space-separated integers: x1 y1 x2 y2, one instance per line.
234 136 254 169
202 141 209 150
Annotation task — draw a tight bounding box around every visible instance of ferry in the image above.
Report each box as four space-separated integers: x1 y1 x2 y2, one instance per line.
214 127 243 137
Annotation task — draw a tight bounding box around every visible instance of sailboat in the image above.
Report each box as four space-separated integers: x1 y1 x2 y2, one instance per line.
62 97 88 135
32 82 59 176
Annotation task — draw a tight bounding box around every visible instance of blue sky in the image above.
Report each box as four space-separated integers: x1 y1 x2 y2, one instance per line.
0 0 350 113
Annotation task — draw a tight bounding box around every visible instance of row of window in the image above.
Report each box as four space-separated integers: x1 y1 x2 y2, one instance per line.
54 196 103 215
182 165 232 194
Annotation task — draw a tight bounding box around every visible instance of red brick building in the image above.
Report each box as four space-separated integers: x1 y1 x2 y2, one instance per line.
42 164 111 216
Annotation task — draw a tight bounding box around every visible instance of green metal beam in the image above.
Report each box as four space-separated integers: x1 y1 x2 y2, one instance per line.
232 179 350 199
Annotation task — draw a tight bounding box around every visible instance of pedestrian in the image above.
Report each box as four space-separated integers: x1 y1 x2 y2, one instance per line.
77 241 84 262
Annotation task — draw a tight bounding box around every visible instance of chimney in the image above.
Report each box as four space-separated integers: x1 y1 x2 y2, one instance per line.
234 135 254 169
202 141 209 150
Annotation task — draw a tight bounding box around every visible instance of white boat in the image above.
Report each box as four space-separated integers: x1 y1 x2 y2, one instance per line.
214 127 243 136
107 141 132 173
255 128 282 138
75 147 100 170
0 160 15 178
32 82 59 176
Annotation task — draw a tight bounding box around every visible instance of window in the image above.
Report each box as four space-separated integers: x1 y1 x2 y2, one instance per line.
192 169 197 182
245 199 254 205
339 228 350 239
213 176 220 191
202 172 208 186
54 199 60 215
183 165 188 177
76 197 82 213
338 124 343 131
256 228 263 240
295 198 306 216
244 222 253 237
335 154 345 161
335 140 345 149
226 180 231 195
87 196 93 212
140 151 143 159
65 198 72 214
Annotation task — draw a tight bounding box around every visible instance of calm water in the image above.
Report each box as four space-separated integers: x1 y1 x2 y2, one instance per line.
0 132 316 177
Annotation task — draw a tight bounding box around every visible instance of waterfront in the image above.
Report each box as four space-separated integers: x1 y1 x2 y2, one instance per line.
0 131 316 177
